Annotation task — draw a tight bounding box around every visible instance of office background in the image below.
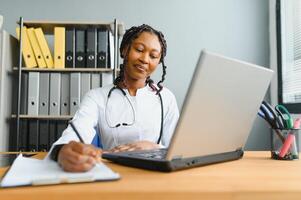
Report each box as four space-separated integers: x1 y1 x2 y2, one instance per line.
0 0 271 150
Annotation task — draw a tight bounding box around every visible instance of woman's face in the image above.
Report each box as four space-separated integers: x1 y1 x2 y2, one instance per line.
124 31 162 82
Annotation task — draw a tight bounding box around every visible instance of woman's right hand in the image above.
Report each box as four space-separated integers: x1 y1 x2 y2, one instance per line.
57 141 102 172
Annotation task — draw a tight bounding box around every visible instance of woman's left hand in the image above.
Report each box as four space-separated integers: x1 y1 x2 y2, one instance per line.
108 140 161 153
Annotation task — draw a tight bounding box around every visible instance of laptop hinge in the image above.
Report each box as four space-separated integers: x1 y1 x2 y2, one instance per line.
236 147 243 151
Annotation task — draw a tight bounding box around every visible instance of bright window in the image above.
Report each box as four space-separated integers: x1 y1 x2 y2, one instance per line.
277 0 301 113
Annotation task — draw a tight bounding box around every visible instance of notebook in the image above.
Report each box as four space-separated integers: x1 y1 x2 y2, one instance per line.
102 50 274 172
0 154 120 187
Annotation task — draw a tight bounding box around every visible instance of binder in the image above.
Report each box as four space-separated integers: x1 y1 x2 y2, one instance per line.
34 28 54 68
80 73 91 100
49 73 61 115
28 119 38 152
108 30 114 69
39 120 49 151
75 29 86 68
19 119 29 151
91 73 101 89
27 72 39 115
65 27 75 68
48 121 57 148
16 27 37 68
56 120 68 141
20 73 28 114
60 73 70 115
86 28 97 68
97 28 108 68
70 73 81 115
102 72 113 86
27 28 47 68
54 27 65 68
38 73 49 115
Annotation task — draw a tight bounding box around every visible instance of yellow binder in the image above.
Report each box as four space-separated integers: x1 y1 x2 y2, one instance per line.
27 28 47 68
34 28 54 68
16 26 37 68
54 27 65 68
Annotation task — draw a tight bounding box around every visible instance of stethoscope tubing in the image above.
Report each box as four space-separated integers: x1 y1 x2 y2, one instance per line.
105 85 164 144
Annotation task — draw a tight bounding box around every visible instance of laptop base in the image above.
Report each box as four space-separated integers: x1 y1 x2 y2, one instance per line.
102 149 244 172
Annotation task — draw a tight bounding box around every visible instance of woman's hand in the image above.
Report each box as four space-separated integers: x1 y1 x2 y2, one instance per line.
108 140 161 153
57 141 102 172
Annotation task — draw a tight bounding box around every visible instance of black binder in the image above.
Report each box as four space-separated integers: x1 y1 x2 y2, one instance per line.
48 121 57 148
75 29 86 68
65 27 75 68
86 28 97 68
97 28 108 68
39 120 49 151
19 119 29 151
28 120 39 152
56 120 68 140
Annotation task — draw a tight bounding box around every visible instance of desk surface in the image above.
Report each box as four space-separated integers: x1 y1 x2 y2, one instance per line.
0 151 301 200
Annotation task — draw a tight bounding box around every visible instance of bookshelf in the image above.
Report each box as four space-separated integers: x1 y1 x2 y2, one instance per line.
13 17 124 151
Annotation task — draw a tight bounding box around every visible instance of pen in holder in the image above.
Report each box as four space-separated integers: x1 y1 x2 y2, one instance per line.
271 128 299 160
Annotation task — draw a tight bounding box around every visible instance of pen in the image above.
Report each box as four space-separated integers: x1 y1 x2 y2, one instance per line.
279 132 296 158
69 121 85 143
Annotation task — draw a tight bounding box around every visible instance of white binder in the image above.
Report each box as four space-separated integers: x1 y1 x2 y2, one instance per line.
38 73 49 115
49 73 61 115
60 73 70 115
70 73 80 115
80 73 91 100
27 72 40 115
91 73 101 89
102 72 113 86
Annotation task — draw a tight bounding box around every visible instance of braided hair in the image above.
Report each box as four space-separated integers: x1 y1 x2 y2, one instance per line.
114 24 167 94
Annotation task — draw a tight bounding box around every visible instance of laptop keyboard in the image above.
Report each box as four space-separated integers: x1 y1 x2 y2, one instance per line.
128 149 167 160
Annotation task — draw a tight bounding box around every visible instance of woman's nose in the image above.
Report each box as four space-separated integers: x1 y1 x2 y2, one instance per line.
139 53 149 64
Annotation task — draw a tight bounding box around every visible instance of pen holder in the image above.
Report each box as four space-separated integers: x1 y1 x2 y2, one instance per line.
271 129 299 160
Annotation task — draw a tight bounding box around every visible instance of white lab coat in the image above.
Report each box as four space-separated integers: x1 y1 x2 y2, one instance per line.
50 84 179 151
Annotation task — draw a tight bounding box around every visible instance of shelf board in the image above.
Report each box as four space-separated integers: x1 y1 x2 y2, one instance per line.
11 114 73 120
13 67 114 72
19 20 125 35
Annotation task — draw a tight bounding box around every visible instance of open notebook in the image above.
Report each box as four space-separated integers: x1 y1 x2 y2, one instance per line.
0 154 120 187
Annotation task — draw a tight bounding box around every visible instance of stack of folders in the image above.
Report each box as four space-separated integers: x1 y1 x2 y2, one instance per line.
16 26 114 68
18 72 113 152
65 27 114 68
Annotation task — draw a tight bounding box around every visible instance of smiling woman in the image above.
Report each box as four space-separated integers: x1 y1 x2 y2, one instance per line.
115 24 168 95
48 24 179 172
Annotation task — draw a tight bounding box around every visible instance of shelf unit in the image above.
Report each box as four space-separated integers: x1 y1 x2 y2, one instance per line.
13 17 124 151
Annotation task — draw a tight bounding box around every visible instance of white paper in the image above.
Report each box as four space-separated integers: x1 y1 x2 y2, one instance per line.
1 154 120 187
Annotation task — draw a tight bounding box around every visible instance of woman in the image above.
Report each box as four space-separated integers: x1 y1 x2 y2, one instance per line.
49 24 179 172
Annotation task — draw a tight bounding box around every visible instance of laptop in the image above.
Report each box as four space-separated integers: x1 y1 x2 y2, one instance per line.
102 50 274 172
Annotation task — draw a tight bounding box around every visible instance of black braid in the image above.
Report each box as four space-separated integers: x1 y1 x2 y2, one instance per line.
114 24 167 94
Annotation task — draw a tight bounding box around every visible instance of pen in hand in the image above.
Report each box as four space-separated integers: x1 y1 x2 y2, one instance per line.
69 121 102 164
69 121 85 143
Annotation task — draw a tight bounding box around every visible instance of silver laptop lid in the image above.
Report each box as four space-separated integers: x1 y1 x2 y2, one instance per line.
166 50 274 160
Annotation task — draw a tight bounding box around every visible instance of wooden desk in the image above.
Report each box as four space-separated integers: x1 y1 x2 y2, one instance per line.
0 151 301 200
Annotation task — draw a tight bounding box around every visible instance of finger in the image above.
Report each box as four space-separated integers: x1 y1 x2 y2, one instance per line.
61 158 95 172
69 141 86 154
64 146 96 165
69 142 98 159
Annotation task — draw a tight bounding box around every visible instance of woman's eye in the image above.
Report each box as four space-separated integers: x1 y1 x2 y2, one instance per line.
136 48 143 52
150 55 159 59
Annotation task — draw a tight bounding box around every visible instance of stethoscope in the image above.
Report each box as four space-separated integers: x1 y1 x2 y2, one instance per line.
105 85 164 144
